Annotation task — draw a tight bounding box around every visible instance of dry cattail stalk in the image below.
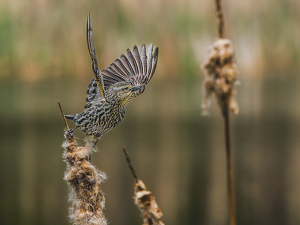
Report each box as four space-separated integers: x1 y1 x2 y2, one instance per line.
201 1 238 225
201 38 239 116
59 101 107 225
201 40 238 224
122 147 164 225
134 180 164 225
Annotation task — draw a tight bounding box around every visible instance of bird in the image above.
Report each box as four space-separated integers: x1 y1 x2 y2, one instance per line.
65 13 158 145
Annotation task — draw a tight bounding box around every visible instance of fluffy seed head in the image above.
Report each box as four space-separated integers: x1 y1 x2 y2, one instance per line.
201 38 239 115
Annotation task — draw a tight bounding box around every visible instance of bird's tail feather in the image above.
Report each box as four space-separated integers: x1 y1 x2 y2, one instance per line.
65 114 75 120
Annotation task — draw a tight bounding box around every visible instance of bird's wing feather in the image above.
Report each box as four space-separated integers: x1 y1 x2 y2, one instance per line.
85 44 158 108
84 78 104 108
85 13 106 109
101 44 159 95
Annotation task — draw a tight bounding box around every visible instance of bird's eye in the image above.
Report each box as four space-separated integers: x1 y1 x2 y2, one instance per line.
124 87 129 91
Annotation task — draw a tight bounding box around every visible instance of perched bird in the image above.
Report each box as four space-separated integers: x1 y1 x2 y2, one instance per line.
66 14 158 144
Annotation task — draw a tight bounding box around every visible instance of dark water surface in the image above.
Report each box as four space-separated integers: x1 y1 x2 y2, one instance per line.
0 72 299 225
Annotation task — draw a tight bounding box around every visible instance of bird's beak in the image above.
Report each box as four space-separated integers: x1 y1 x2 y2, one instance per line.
130 86 142 92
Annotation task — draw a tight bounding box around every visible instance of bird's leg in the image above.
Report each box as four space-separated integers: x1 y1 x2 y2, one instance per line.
87 136 100 162
65 126 79 139
92 135 99 146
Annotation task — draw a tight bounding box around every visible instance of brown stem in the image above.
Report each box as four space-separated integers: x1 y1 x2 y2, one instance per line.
122 147 139 183
58 100 70 130
215 0 225 38
223 107 236 225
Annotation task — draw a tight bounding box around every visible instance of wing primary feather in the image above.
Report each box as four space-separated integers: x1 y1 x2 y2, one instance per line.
132 45 142 75
146 44 153 78
126 49 138 75
119 55 132 77
140 44 147 75
105 67 125 81
86 13 106 100
102 70 121 83
133 45 143 74
110 62 128 80
121 52 135 76
148 47 159 83
112 59 130 79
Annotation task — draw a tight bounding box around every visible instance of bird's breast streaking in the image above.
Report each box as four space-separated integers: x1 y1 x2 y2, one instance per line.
73 100 125 137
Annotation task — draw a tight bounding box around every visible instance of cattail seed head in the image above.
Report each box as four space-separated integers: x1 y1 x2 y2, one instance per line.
201 38 239 115
62 136 107 225
134 180 164 225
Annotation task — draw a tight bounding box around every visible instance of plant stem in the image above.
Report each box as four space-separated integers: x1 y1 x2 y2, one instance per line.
215 0 236 221
215 0 225 38
58 100 69 130
122 147 139 183
223 107 236 225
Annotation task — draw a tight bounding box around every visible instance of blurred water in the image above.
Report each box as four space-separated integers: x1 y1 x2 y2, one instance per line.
0 70 299 225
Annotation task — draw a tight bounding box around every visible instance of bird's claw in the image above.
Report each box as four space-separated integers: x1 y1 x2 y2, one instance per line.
65 129 74 140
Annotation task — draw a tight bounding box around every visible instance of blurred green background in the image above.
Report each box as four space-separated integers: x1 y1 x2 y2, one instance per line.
0 0 299 224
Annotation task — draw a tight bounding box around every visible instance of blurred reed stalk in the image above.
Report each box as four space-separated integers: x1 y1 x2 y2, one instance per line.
201 0 239 224
58 101 107 225
122 147 164 225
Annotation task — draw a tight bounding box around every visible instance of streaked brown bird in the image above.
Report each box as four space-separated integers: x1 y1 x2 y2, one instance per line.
66 14 158 144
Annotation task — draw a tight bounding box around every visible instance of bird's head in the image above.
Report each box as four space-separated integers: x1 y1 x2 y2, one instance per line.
108 82 142 106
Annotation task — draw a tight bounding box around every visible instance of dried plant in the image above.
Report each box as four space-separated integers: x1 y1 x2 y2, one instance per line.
201 1 238 225
59 101 107 225
201 38 239 116
123 147 164 225
134 180 164 225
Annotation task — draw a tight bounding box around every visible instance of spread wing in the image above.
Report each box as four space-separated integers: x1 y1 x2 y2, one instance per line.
85 44 158 108
101 44 159 95
85 13 106 109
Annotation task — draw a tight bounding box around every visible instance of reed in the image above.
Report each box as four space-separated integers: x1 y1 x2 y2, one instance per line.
201 1 239 224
